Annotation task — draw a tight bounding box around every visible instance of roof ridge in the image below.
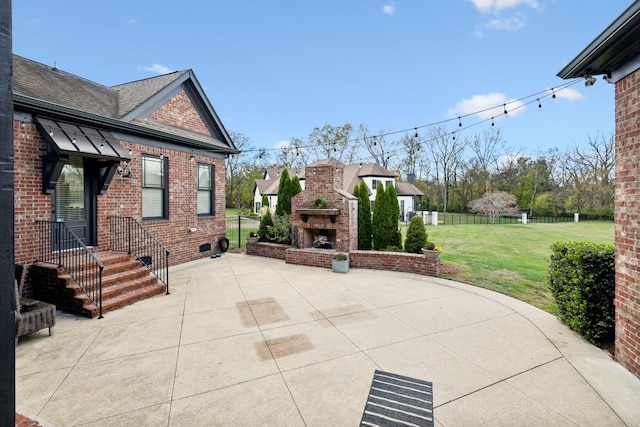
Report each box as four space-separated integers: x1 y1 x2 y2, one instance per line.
111 70 188 89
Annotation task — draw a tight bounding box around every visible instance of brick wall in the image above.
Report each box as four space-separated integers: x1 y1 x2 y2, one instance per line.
350 250 440 276
13 119 228 268
148 89 211 136
14 121 51 264
614 69 640 377
246 242 289 260
291 163 358 252
246 243 440 277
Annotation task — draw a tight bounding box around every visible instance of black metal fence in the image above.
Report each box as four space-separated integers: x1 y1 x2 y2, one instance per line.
225 215 261 248
420 212 613 225
36 220 105 317
108 216 170 294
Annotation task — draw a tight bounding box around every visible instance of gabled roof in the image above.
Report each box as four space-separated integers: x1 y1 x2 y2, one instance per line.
113 71 188 118
13 55 238 154
557 2 640 82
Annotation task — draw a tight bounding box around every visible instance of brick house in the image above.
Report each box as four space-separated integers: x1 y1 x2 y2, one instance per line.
557 2 640 377
12 55 237 315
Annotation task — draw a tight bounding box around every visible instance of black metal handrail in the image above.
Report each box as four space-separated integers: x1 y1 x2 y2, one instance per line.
108 216 170 295
36 220 105 318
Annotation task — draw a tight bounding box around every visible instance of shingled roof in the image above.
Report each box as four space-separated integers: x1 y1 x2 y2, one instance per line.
13 55 237 154
112 71 187 118
13 55 118 118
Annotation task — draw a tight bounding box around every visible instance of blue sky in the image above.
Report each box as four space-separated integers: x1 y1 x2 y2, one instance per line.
12 0 632 160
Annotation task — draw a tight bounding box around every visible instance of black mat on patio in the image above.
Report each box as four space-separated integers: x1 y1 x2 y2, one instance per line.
360 370 434 427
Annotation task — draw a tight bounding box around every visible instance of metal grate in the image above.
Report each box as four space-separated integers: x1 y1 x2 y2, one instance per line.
360 370 433 427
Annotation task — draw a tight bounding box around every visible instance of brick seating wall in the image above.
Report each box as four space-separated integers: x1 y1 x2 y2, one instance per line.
246 243 440 277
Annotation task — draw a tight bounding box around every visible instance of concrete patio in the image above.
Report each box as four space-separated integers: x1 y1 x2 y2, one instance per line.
15 252 640 426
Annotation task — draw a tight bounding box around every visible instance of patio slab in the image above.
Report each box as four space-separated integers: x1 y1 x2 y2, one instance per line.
15 252 640 426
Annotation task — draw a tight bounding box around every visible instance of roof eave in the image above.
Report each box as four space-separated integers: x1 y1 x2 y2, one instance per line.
557 2 640 79
15 94 239 155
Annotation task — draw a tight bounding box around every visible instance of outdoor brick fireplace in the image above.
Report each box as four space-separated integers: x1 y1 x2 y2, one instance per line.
291 159 358 253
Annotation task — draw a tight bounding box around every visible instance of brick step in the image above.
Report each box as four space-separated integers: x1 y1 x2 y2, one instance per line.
32 251 168 318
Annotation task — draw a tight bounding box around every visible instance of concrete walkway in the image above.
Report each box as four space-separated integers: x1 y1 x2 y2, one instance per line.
15 253 640 426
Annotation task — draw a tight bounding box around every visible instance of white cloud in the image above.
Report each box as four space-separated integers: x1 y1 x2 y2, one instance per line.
274 140 290 149
448 92 526 121
485 15 525 31
469 0 539 14
143 64 172 74
383 3 396 15
550 87 584 102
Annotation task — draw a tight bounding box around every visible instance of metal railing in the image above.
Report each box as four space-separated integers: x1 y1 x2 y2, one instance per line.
36 220 105 318
108 216 170 295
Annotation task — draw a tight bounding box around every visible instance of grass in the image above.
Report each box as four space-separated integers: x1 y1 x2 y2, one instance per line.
420 221 614 314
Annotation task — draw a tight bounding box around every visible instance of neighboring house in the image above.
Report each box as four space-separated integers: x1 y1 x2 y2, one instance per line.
253 159 423 220
13 55 238 267
557 2 640 378
253 167 305 213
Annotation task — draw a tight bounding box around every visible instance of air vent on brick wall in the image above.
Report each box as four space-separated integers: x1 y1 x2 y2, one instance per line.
199 243 211 253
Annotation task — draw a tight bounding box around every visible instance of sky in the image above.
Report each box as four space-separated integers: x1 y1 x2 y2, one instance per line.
11 0 634 163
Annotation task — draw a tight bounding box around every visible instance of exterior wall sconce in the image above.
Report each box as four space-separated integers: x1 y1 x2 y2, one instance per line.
117 161 137 179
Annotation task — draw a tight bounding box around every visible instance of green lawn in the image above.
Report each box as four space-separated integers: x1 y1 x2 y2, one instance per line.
422 221 614 314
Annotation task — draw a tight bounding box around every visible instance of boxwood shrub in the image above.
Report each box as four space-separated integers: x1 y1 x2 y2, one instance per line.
548 241 615 346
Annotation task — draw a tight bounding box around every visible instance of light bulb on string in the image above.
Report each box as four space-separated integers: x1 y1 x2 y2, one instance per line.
503 104 508 115
538 99 542 110
491 117 495 127
458 117 462 127
551 88 556 99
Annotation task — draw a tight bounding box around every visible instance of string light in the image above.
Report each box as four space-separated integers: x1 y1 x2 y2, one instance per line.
233 79 581 159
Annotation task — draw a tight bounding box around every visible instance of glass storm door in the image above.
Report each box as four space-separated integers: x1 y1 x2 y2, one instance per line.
52 156 94 246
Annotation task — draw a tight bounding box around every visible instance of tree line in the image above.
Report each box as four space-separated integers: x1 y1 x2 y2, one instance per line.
225 125 614 217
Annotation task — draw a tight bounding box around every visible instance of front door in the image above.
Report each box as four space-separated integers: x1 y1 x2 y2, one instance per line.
52 156 95 246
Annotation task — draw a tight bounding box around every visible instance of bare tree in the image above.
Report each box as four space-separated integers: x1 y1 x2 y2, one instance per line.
225 130 254 208
397 130 424 179
358 124 396 169
276 137 310 170
470 191 520 224
566 132 615 210
308 123 356 163
427 125 469 212
470 127 505 193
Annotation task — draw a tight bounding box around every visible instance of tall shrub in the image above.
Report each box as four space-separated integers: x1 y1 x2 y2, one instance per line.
276 168 291 216
356 181 372 250
372 182 394 250
290 175 302 199
548 241 615 346
258 210 274 241
404 215 427 254
261 193 269 211
387 184 402 248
